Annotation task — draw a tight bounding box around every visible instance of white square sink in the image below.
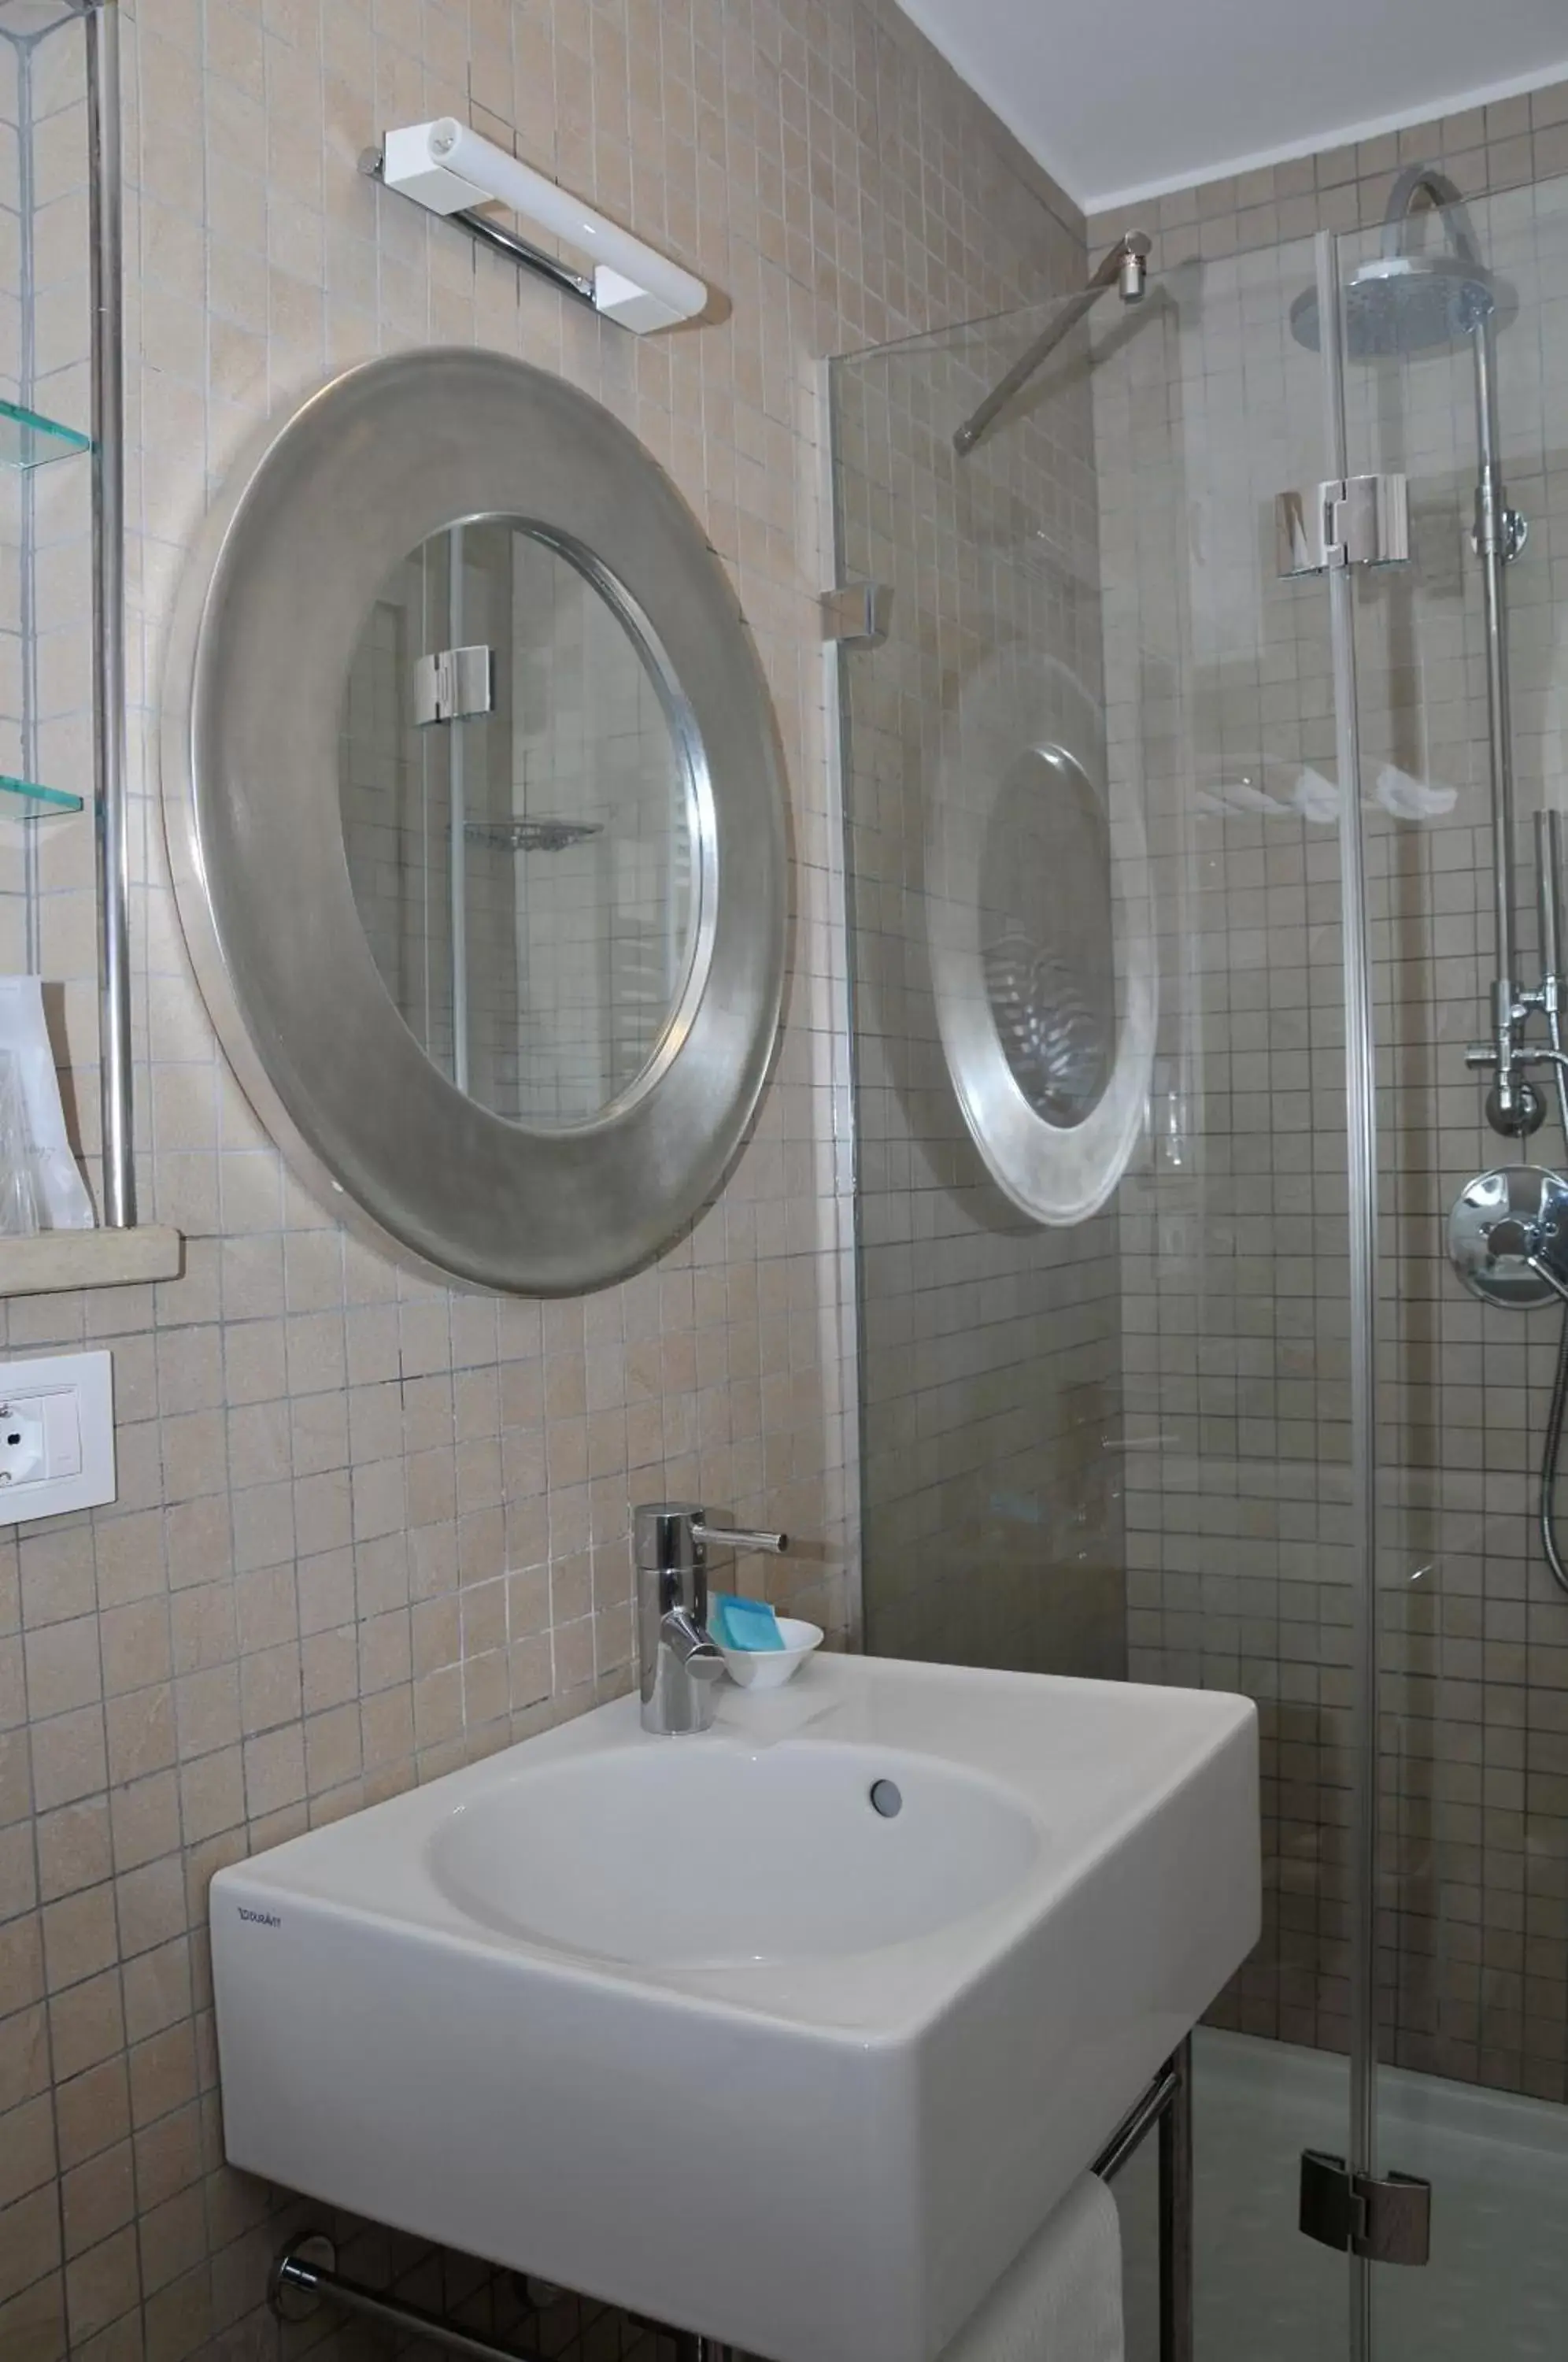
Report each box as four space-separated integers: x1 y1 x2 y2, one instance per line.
212 1656 1258 2362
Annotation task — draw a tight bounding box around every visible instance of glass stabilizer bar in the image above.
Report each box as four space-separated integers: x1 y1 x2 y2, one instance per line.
0 399 93 471
0 776 86 816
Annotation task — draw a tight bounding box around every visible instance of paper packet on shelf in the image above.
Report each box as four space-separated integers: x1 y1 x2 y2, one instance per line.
0 977 95 1231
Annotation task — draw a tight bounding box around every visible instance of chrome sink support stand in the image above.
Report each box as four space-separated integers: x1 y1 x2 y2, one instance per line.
270 2234 547 2360
267 2046 1191 2362
634 1501 787 1734
270 2234 734 2362
1093 2035 1193 2362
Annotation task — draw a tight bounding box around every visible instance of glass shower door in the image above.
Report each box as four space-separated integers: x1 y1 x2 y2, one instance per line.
834 166 1568 2362
1335 177 1568 2360
832 228 1381 2358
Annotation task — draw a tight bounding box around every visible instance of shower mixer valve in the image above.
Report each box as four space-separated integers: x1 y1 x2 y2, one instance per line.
1466 811 1568 1141
1466 1003 1557 1139
1450 1163 1568 1603
1450 1165 1568 1311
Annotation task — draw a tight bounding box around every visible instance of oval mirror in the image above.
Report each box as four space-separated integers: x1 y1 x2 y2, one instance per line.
162 351 787 1294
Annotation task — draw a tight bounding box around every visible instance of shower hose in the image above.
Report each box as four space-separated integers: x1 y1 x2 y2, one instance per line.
1542 1308 1568 1594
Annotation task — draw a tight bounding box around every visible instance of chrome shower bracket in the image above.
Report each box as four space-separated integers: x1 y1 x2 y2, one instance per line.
1471 813 1568 1140
1472 486 1528 564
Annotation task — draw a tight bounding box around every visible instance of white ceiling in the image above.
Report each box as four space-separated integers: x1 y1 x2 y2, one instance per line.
897 0 1568 214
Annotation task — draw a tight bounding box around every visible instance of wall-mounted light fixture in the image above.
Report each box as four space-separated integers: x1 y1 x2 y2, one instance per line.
367 118 708 334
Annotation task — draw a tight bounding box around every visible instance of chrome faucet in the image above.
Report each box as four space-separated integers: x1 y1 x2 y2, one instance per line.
634 1501 788 1734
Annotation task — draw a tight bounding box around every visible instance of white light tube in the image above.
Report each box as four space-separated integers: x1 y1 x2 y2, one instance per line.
380 119 708 333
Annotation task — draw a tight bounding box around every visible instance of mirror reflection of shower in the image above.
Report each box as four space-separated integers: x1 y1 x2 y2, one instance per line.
338 517 698 1130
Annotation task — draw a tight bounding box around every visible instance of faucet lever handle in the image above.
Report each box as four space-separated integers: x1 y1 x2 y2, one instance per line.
660 1605 727 1679
692 1521 788 1556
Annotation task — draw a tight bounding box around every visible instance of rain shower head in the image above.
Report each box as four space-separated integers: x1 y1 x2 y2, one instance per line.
1290 250 1503 357
1289 163 1513 356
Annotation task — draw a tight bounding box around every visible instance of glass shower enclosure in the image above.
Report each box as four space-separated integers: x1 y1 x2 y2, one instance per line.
830 172 1568 2362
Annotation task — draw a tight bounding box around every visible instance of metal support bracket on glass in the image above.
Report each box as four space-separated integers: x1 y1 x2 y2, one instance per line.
1299 2150 1432 2268
821 582 891 648
1275 474 1409 574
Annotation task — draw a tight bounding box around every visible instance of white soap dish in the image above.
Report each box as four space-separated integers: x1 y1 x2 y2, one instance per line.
717 1616 823 1690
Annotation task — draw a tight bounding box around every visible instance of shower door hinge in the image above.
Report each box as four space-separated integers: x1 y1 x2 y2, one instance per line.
412 646 495 725
821 582 891 648
1298 2150 1431 2266
1276 474 1409 576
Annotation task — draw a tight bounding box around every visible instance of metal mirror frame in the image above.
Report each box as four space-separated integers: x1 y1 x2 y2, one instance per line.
161 350 788 1294
926 648 1156 1226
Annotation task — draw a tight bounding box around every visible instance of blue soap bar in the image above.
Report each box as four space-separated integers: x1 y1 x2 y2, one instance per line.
710 1591 785 1651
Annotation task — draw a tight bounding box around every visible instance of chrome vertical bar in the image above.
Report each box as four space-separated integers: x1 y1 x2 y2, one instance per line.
1157 2036 1194 2362
85 0 135 1226
1538 809 1564 982
1316 229 1378 2362
1473 320 1518 1120
1536 809 1568 1145
17 27 39 968
448 523 469 1096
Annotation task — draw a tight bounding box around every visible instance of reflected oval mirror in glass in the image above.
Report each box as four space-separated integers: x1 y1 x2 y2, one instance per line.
978 743 1114 1130
340 518 703 1129
926 648 1156 1227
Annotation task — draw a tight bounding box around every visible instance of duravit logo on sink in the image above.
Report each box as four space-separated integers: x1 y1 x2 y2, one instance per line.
238 1906 282 1928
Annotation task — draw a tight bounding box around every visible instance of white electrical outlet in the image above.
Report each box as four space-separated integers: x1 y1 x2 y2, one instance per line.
0 1350 115 1523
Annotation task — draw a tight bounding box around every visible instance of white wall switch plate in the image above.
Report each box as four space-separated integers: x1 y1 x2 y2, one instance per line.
0 1350 115 1523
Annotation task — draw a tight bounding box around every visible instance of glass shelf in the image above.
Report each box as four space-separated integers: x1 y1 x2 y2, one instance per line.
0 398 91 471
0 776 84 816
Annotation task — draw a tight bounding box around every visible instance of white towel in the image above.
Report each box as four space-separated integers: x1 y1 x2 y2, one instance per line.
940 2175 1124 2362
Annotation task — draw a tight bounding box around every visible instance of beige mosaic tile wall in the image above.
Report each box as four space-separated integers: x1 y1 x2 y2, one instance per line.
833 305 1125 1683
0 2 1087 2356
1091 101 1568 2101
